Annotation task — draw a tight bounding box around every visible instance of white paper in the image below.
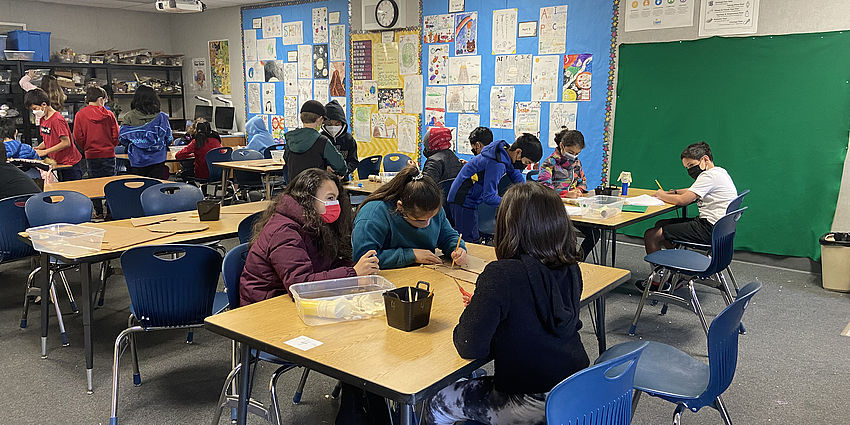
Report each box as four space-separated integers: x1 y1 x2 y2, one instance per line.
398 34 419 76
456 114 479 155
518 21 537 37
252 18 262 29
381 31 395 43
403 74 423 114
446 85 478 113
287 50 298 62
515 101 540 137
298 45 313 79
284 95 298 129
448 0 464 13
312 7 328 43
298 79 312 111
244 30 258 61
425 86 446 110
353 80 378 105
423 14 454 44
353 105 372 142
262 83 276 114
625 194 665 207
625 0 695 32
329 11 341 25
548 103 578 148
314 80 329 103
257 39 276 61
283 21 304 45
247 83 262 114
565 205 583 216
699 0 759 36
494 54 532 85
397 114 418 153
492 9 518 55
330 25 346 62
448 56 481 85
283 62 298 95
284 335 323 351
262 15 282 38
489 86 515 129
246 61 264 82
427 44 450 86
538 5 567 55
371 113 398 139
531 55 560 102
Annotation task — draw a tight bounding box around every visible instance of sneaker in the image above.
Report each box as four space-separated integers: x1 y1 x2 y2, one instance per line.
635 278 671 292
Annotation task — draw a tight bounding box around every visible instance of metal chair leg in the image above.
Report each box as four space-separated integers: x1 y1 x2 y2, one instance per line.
718 273 746 334
128 316 141 386
58 270 79 313
292 367 310 404
270 364 297 425
673 404 685 425
20 266 41 328
629 270 658 336
725 266 740 293
111 326 143 425
631 390 642 421
687 280 710 336
715 395 733 425
212 363 242 425
49 283 69 346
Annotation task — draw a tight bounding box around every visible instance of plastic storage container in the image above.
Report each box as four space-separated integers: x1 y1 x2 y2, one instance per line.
383 281 434 332
0 35 7 60
269 149 285 162
7 31 50 62
578 195 625 219
820 232 850 292
4 50 35 61
290 275 396 326
27 223 105 257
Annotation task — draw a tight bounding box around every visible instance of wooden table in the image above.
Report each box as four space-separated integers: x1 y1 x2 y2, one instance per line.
204 244 630 425
343 179 384 195
213 159 285 200
19 201 269 393
44 175 168 199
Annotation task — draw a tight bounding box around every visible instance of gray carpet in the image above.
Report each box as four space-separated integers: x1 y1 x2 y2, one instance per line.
0 238 848 425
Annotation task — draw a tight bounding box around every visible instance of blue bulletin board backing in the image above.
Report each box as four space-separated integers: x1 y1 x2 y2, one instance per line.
421 0 614 188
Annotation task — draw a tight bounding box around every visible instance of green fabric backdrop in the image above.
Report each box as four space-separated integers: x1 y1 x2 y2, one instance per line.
612 32 850 260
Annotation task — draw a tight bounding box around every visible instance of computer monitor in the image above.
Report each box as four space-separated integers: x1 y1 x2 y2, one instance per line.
214 106 235 134
194 104 213 122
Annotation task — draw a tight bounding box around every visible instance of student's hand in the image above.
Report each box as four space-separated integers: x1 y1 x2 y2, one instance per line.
413 249 442 265
354 250 380 276
451 247 468 266
460 159 468 165
563 188 582 199
35 149 47 157
26 70 36 78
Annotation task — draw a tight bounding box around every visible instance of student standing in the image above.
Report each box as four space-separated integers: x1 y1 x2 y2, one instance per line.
73 86 120 178
468 126 493 156
24 88 82 181
283 100 347 182
245 115 276 153
321 100 359 180
447 134 543 243
0 143 41 199
175 121 222 180
118 85 173 179
422 182 589 425
422 127 464 184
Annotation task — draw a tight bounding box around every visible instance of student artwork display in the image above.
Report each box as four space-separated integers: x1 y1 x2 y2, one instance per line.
531 55 560 102
312 7 328 44
298 45 313 79
397 114 418 153
448 0 464 13
492 9 517 55
563 54 592 101
352 40 373 80
398 34 419 76
247 83 261 114
264 60 284 82
314 80 329 103
454 12 478 56
423 14 454 44
456 114 479 155
284 95 298 129
489 85 514 129
262 15 282 38
403 74 423 114
246 61 263 82
192 58 207 90
283 21 303 45
353 80 378 104
427 44 450 85
283 63 298 95
494 54 531 85
329 11 340 24
298 79 312 111
425 86 446 111
313 44 329 79
548 103 578 148
329 25 346 61
353 105 373 142
515 101 541 136
209 40 231 95
330 62 346 96
699 0 759 36
262 83 276 114
448 56 481 85
378 88 403 113
244 30 258 61
257 39 276 61
374 42 401 88
288 50 298 61
539 5 567 55
425 109 446 127
446 85 479 113
371 113 398 139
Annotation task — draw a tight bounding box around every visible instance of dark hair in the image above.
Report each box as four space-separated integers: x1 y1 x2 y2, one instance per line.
469 126 493 145
0 139 7 163
511 133 543 163
194 121 212 148
300 111 321 124
495 182 580 267
130 85 161 115
555 129 584 149
681 141 713 161
357 165 442 216
0 117 17 140
85 86 107 103
252 168 353 260
102 84 114 99
24 88 50 107
40 75 66 110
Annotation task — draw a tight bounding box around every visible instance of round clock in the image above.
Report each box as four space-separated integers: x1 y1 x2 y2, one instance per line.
375 0 399 28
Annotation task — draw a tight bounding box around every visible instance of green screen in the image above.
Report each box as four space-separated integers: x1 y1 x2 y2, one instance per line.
612 31 850 259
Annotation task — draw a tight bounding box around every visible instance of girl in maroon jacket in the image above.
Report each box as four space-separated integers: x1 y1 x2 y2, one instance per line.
175 121 223 180
239 168 380 306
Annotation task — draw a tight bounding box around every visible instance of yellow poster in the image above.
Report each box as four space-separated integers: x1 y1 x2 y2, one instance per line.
373 42 401 89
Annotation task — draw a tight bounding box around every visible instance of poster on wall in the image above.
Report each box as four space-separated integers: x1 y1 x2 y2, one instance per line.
515 101 541 137
353 80 378 104
353 105 373 142
495 54 531 85
562 54 591 101
298 79 312 111
448 56 481 85
699 0 759 36
257 39 276 61
262 15 282 38
378 88 404 113
372 113 398 139
624 0 694 32
283 62 297 95
263 61 283 82
538 5 567 55
398 34 419 76
425 109 446 127
492 9 517 55
427 44 450 85
209 40 231 95
244 30 258 61
423 14 454 44
246 61 263 83
312 7 328 43
448 0 464 14
548 103 578 148
374 42 401 88
454 12 478 56
489 85 514 129
352 40 373 80
298 44 313 79
283 21 304 45
262 82 276 114
531 55 559 102
313 44 329 79
457 114 479 155
192 57 207 91
284 95 298 129
330 62 346 96
446 85 479 113
403 74 423 114
397 114 419 153
330 25 346 61
314 80 330 103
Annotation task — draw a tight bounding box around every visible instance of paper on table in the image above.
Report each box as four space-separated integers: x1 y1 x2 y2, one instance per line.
284 335 324 351
130 215 178 227
147 222 209 234
625 194 665 206
424 254 491 283
100 225 176 251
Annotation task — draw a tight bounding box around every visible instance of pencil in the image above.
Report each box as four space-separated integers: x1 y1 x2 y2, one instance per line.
451 234 462 269
655 179 663 191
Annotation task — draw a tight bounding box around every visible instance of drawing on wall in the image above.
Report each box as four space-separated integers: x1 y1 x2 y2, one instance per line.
531 55 559 102
209 40 231 95
397 114 418 153
448 56 481 85
330 62 346 97
298 79 312 111
425 109 446 127
423 14 454 44
312 7 328 44
372 113 398 139
398 34 419 76
446 85 479 113
192 58 207 91
494 54 531 85
538 5 567 55
283 21 303 45
403 74 423 114
262 15 282 38
353 105 372 142
563 54 592 101
428 44 450 85
329 11 340 24
353 80 378 104
330 25 346 61
284 95 298 129
374 42 401 88
378 88 404 113
457 114 479 155
492 9 517 55
315 80 329 103
283 62 297 95
489 85 514 129
246 61 263 83
448 0 465 13
264 60 284 82
298 44 313 79
548 103 578 148
262 82 276 114
515 101 541 137
454 11 477 56
244 30 258 61
257 39 276 61
247 83 261 114
313 44 329 79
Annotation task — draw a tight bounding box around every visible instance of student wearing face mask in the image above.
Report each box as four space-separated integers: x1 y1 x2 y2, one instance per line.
283 100 348 182
321 100 359 180
353 165 467 270
468 126 493 156
447 133 543 243
240 168 379 306
24 88 83 181
639 141 737 291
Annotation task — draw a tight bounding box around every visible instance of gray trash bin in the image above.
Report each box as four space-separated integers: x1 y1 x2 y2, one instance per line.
820 232 850 292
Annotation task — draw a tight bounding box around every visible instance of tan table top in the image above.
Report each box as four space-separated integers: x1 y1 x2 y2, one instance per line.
565 188 681 229
43 175 169 199
343 179 384 194
213 159 285 173
204 243 630 404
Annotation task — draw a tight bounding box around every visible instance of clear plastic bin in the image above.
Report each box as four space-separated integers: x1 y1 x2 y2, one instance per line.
4 50 35 61
289 275 396 326
27 223 105 257
168 146 183 155
269 149 285 162
578 195 625 219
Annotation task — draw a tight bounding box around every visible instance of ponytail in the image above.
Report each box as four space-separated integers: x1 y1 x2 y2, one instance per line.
357 165 442 215
195 121 211 148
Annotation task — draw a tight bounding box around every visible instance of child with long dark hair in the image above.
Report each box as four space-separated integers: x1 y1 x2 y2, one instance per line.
118 85 172 179
175 121 222 180
422 182 589 425
353 165 467 269
240 168 379 306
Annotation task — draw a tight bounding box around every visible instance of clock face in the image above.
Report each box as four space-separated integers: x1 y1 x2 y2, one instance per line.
376 0 397 27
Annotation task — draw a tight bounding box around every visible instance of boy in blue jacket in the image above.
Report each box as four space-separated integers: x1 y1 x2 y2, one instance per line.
447 133 543 243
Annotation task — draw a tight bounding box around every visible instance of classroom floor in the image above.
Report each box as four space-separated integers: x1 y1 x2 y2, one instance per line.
0 238 847 425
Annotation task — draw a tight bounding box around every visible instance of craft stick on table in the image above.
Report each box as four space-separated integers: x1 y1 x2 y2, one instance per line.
451 234 462 269
655 179 663 191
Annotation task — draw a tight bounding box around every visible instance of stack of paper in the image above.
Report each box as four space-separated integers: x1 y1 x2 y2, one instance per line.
625 195 665 207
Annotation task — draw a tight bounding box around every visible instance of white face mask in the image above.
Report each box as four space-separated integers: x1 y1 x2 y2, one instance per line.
325 125 343 136
32 108 45 119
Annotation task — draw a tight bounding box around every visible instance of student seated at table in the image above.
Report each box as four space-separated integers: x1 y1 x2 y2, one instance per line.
245 115 276 153
468 126 493 156
175 121 222 180
422 182 589 425
118 85 173 180
283 100 347 182
422 127 464 184
24 88 83 181
447 133 542 243
639 141 737 290
1 118 42 179
240 168 379 306
538 128 600 260
0 142 41 199
352 165 467 270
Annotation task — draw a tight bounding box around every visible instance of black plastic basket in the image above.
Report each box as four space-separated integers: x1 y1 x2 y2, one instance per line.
383 281 433 332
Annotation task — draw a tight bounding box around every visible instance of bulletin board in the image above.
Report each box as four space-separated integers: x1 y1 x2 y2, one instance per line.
241 0 351 142
420 0 616 188
349 28 423 161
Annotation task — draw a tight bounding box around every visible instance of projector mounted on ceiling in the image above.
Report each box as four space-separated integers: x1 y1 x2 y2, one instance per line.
155 0 206 13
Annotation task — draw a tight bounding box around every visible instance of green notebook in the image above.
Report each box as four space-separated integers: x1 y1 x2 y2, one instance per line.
622 205 648 213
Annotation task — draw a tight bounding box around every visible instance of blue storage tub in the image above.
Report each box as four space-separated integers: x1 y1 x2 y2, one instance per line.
7 30 51 62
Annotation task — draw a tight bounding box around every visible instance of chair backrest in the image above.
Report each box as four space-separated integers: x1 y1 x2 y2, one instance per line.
262 144 286 159
0 194 36 262
526 170 539 181
104 177 162 220
205 146 234 182
382 153 411 172
704 207 747 275
232 148 264 161
120 244 222 328
222 242 251 309
702 281 762 403
356 155 382 179
726 189 750 214
140 183 204 216
546 342 648 425
232 148 265 186
238 211 263 244
477 203 497 237
25 190 93 227
498 174 512 196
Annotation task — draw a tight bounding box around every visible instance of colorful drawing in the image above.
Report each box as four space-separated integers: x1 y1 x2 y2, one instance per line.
454 12 478 55
378 88 404 113
372 113 398 139
428 44 450 85
208 40 231 95
423 14 454 44
563 54 592 101
330 62 346 97
313 44 329 79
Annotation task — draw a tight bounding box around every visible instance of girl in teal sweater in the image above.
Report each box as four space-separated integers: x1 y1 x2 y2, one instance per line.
353 165 467 269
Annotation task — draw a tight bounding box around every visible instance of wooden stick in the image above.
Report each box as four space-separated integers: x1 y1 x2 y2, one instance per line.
655 179 663 191
451 234 462 269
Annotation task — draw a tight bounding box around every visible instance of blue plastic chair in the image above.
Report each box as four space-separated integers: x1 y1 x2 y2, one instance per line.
599 282 761 425
526 170 539 181
110 244 227 425
104 177 162 220
477 203 497 244
203 147 237 201
382 153 411 172
232 148 267 200
139 183 204 216
237 211 263 244
630 208 748 336
262 144 286 159
546 342 648 425
0 194 37 263
356 155 382 179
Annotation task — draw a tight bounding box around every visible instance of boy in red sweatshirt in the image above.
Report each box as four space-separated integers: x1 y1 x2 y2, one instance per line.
24 88 82 181
74 86 120 178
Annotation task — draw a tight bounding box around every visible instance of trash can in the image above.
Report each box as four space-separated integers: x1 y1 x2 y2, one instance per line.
820 232 850 292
